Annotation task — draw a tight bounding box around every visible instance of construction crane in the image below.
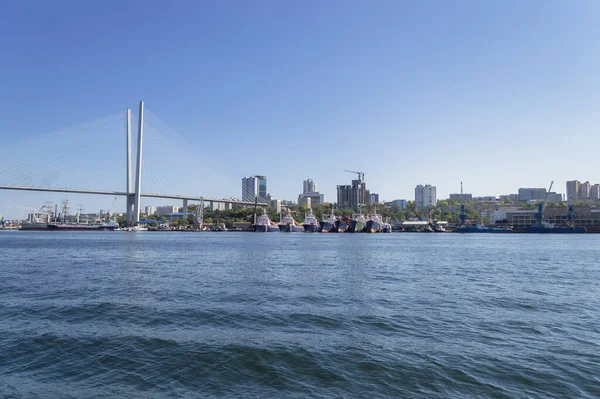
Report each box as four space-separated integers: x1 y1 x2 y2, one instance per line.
534 181 554 226
107 197 117 218
344 170 364 182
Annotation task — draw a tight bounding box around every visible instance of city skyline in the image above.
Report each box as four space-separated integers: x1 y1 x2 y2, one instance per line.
1 2 600 217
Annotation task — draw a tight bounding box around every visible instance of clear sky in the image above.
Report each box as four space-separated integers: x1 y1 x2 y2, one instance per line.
1 0 600 218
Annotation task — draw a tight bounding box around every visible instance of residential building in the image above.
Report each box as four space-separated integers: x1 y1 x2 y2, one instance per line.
591 184 600 200
270 199 281 214
337 179 367 209
210 202 226 211
473 196 497 202
298 196 312 208
390 199 407 210
303 179 317 194
298 192 324 207
449 193 473 201
415 184 437 208
566 180 580 201
156 205 179 216
518 188 547 201
241 175 267 203
369 193 379 205
145 206 156 216
580 181 591 199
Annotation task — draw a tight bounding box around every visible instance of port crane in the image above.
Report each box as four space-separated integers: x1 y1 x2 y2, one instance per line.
534 181 554 226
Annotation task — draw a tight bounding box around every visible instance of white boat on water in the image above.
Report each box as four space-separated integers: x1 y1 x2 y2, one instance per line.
127 225 148 232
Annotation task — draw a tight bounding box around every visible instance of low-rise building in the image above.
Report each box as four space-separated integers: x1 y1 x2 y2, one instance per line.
156 205 179 216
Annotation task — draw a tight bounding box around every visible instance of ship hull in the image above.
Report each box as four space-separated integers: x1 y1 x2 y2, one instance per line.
303 224 319 233
348 220 365 233
254 224 279 232
455 226 512 233
20 223 50 231
366 220 381 233
512 226 586 234
46 224 116 231
381 225 392 233
278 224 304 232
335 220 349 233
321 221 336 233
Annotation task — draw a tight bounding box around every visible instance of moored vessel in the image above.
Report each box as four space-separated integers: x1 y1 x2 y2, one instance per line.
253 210 279 232
320 210 337 233
302 208 319 232
278 210 304 232
348 211 367 233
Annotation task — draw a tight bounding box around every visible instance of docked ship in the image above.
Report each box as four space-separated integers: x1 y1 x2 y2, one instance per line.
278 210 304 232
365 210 382 233
512 222 586 234
380 218 393 233
455 224 513 233
335 217 350 233
302 208 319 232
253 210 279 232
348 211 367 233
47 221 118 231
320 210 337 233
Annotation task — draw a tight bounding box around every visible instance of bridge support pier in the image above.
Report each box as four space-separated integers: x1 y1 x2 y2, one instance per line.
183 199 188 220
126 194 135 224
133 101 144 223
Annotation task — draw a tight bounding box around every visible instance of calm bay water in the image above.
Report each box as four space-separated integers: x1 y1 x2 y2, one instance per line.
1 231 599 398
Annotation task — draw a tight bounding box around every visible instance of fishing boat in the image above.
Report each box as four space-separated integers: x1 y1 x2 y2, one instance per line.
302 208 319 232
253 209 279 232
278 210 304 232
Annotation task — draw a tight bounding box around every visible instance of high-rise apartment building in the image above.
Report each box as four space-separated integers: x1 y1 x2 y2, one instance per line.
580 181 591 199
591 184 600 200
242 175 267 203
303 179 317 194
415 184 437 208
566 180 580 201
337 179 367 209
145 206 156 216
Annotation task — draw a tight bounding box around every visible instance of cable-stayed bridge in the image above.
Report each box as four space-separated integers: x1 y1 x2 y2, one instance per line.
0 101 266 222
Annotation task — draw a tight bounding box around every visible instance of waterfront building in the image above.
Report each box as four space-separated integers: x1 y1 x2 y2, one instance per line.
449 193 473 201
415 184 436 208
566 180 580 201
580 181 591 199
242 175 267 203
145 206 156 216
156 205 179 216
390 199 407 210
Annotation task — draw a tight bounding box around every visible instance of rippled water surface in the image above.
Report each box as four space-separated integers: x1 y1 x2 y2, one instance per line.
1 231 599 398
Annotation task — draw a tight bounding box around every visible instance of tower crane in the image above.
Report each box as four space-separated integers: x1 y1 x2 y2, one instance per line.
344 170 364 182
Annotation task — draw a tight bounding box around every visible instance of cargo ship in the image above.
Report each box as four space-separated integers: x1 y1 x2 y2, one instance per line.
455 224 513 233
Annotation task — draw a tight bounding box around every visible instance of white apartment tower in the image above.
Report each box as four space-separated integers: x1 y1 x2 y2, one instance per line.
415 184 437 208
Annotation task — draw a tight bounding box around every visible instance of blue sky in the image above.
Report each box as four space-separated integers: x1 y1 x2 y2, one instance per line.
1 1 600 218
